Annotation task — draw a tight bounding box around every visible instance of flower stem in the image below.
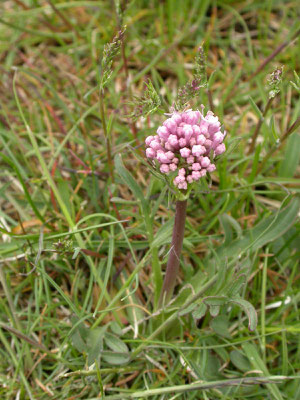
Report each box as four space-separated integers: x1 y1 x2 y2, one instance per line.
160 199 187 305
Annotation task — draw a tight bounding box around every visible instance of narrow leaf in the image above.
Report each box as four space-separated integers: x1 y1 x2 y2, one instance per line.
249 96 263 119
115 154 151 233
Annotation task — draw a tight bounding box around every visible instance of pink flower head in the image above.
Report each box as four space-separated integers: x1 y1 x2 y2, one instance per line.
196 134 206 145
171 113 182 125
207 163 216 173
200 156 210 168
191 171 201 181
192 125 201 135
180 147 191 158
187 156 195 164
192 163 201 171
156 151 170 164
192 145 206 157
214 143 226 156
149 139 161 151
163 118 177 134
157 126 169 141
174 175 186 185
182 124 193 141
160 164 170 174
168 134 179 148
145 107 226 190
146 148 156 158
178 181 188 190
145 135 154 146
213 131 224 144
166 151 175 160
179 138 187 148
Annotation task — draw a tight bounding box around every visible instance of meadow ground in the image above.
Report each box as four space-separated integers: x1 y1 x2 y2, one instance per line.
0 1 299 399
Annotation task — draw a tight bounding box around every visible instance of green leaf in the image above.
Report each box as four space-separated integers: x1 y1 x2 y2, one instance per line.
0 152 45 224
151 217 174 248
209 305 220 317
110 321 123 336
226 274 247 297
279 133 300 178
57 178 73 219
249 96 263 119
87 326 107 366
104 332 129 354
216 196 300 264
170 285 194 308
102 351 130 365
211 315 231 339
269 115 279 143
219 213 233 245
203 296 229 307
203 353 222 380
229 297 257 331
230 350 252 372
242 343 284 400
192 303 207 319
115 154 151 233
219 214 242 246
178 302 197 317
71 328 87 353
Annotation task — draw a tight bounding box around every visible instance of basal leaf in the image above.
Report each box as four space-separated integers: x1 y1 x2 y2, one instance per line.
203 296 229 307
209 305 220 317
102 351 130 365
178 302 197 317
211 315 231 339
192 303 207 319
226 274 247 297
229 297 257 331
87 326 107 366
230 350 252 372
104 332 129 354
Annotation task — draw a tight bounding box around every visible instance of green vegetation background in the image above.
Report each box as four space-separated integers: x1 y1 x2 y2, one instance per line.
0 0 299 399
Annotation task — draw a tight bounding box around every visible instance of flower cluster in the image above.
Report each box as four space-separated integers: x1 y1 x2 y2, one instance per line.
145 108 226 190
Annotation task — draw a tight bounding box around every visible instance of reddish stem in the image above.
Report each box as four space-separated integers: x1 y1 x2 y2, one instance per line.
160 199 187 305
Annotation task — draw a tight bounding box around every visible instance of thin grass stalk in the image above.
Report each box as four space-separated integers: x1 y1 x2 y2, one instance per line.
257 115 300 174
99 88 114 183
115 6 140 144
0 268 36 377
96 376 298 399
151 245 162 309
248 97 274 154
160 199 187 305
